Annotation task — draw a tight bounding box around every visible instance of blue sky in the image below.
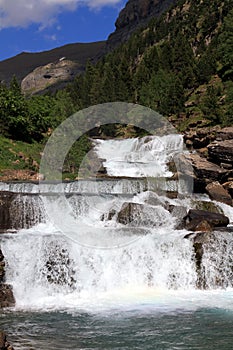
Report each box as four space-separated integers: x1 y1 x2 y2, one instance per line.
0 0 127 61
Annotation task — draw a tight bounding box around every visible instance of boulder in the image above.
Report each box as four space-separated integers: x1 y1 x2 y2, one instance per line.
183 209 229 231
117 203 144 225
216 127 233 141
208 140 233 165
206 181 232 206
223 181 233 198
116 202 166 227
177 153 226 192
192 200 223 214
0 285 15 308
192 136 209 149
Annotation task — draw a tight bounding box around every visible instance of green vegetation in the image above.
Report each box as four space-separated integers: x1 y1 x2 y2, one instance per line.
0 0 232 178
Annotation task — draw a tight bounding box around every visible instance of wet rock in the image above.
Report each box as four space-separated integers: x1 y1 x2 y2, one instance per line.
0 331 6 349
0 331 14 350
0 191 44 232
183 209 229 231
194 220 213 232
0 261 5 283
192 200 223 214
0 192 17 232
117 202 165 227
101 209 117 221
168 205 187 219
117 203 144 225
0 285 15 308
208 140 233 165
206 181 232 206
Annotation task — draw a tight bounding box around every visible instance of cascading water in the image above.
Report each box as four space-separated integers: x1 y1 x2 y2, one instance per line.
94 134 184 177
1 134 233 313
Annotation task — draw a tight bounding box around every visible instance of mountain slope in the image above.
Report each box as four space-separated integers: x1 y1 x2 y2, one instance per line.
107 0 178 50
69 0 233 129
0 41 105 85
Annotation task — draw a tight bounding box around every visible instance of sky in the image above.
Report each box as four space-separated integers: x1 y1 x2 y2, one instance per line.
0 0 127 61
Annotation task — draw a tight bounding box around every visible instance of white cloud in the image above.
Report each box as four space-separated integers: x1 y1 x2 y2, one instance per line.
0 0 122 29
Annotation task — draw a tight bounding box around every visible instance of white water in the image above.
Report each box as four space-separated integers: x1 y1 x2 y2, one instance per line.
94 134 184 177
1 134 233 312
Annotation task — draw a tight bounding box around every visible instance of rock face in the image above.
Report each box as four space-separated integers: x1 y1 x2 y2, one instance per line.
0 285 15 308
0 191 44 232
107 0 178 49
21 59 80 94
216 127 233 141
206 181 232 206
208 140 233 165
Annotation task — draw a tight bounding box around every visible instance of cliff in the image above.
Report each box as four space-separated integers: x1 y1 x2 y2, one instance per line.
106 0 178 49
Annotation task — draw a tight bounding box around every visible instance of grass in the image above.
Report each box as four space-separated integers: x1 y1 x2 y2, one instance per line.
0 136 43 172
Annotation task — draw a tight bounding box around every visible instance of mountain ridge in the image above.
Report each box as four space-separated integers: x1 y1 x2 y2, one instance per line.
106 0 178 50
0 41 105 85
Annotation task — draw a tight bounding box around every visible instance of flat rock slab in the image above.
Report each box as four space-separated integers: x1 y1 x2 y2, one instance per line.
208 140 233 164
178 154 226 182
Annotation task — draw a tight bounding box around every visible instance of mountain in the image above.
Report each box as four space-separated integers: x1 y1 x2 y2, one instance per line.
0 41 105 85
0 0 178 93
68 0 233 129
106 0 178 50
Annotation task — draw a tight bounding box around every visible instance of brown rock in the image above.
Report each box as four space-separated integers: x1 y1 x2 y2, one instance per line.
177 153 226 192
206 181 232 206
193 200 223 214
0 331 6 349
208 140 233 165
223 181 233 198
194 220 213 232
0 331 14 350
192 136 209 149
0 284 15 308
216 127 233 141
183 209 229 230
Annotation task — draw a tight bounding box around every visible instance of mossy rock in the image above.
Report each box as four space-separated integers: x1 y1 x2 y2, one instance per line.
192 200 223 214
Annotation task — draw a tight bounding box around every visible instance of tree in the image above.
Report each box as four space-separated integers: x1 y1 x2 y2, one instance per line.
218 9 233 80
0 82 30 141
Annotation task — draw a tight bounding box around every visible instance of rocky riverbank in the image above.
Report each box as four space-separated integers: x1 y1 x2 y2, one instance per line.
0 249 15 309
0 331 14 350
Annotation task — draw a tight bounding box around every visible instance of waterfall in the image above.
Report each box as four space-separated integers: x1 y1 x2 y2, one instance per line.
0 134 233 310
94 134 184 177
